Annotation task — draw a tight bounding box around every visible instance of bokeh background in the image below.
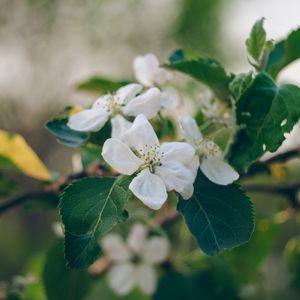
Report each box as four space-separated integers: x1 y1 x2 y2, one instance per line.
1 0 300 299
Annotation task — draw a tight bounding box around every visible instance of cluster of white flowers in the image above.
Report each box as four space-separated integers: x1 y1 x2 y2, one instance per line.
68 53 239 210
101 223 170 296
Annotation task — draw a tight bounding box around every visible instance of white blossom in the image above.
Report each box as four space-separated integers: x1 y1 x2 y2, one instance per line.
102 114 197 209
67 83 161 137
101 223 170 296
180 114 239 185
134 53 180 110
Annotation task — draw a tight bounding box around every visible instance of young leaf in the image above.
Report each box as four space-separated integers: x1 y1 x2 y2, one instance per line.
177 171 254 255
229 73 253 100
246 18 266 61
163 58 232 103
59 175 132 268
0 130 51 181
265 27 300 78
228 72 300 171
43 240 91 300
77 77 132 94
45 118 90 148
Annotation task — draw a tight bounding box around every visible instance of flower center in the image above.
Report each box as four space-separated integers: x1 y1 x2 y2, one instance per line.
109 96 122 116
195 139 221 161
138 144 162 173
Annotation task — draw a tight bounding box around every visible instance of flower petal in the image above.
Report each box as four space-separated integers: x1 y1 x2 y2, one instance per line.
92 94 111 111
115 83 143 105
127 223 148 254
133 54 160 87
160 87 180 109
123 87 161 119
155 161 196 199
135 263 156 295
161 142 195 165
180 114 203 147
102 138 142 175
129 169 167 210
122 114 159 153
185 154 200 177
200 157 239 185
143 236 170 264
108 263 135 296
68 108 109 132
101 233 130 262
111 115 132 140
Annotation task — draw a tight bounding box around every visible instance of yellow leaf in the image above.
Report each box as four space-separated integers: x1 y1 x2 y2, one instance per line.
0 130 51 181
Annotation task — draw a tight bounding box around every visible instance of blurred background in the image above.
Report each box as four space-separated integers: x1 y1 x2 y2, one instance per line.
1 0 300 299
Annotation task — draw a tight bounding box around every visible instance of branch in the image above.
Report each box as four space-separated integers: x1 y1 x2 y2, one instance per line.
0 162 106 215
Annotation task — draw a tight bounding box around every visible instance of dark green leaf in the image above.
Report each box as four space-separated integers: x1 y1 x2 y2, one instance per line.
0 155 20 172
77 77 132 94
154 270 240 300
228 72 300 171
43 240 91 300
60 175 132 268
177 171 254 255
164 58 232 103
168 49 186 64
229 73 253 100
246 18 266 61
265 27 300 78
45 118 90 148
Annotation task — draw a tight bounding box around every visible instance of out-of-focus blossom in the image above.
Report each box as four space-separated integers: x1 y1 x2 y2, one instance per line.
101 223 170 296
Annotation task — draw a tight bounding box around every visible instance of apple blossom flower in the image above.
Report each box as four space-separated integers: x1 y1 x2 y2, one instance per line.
102 114 197 209
133 53 180 110
180 114 239 185
101 223 170 296
67 83 161 137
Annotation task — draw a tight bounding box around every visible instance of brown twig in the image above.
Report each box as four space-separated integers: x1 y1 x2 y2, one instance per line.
0 162 105 215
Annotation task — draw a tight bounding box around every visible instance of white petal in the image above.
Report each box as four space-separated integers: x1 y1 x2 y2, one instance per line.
143 236 170 264
160 87 180 109
185 155 200 177
92 94 111 110
200 157 239 185
111 115 132 140
129 169 167 210
108 263 135 296
101 234 130 262
123 87 161 119
133 54 160 87
135 263 156 295
155 161 196 199
180 114 203 147
102 138 142 175
115 83 143 105
122 114 159 153
68 108 109 132
180 183 194 200
160 142 195 165
127 223 148 254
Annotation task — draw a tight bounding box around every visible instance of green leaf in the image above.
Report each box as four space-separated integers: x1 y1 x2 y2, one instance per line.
43 240 91 300
246 18 266 61
77 77 132 94
45 118 90 148
228 72 300 171
265 27 300 78
177 171 254 255
229 73 253 100
154 270 240 300
164 58 232 103
168 49 186 64
60 175 132 268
